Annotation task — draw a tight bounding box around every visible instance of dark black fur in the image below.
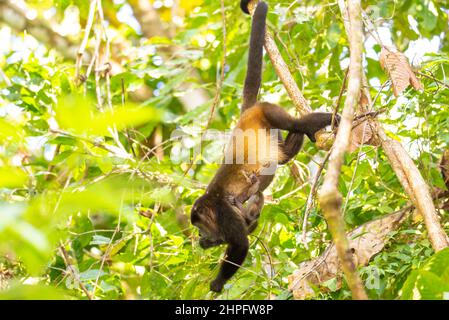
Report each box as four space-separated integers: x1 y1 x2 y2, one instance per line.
242 0 267 111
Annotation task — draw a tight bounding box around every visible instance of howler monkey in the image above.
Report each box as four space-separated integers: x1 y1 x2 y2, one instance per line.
191 0 339 293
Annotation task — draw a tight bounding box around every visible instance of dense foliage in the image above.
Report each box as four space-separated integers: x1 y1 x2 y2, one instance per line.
0 0 448 300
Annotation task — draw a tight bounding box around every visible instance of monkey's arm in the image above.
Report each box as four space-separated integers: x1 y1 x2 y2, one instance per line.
199 237 225 249
228 191 264 234
210 208 249 292
210 237 249 292
239 170 261 202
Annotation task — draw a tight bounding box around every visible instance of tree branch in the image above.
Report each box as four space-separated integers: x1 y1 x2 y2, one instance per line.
378 131 449 250
59 244 93 300
339 0 448 252
318 0 368 300
289 190 449 299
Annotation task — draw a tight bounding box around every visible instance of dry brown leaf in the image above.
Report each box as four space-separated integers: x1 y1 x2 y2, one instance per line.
359 89 369 108
288 209 409 299
348 121 379 153
289 161 305 185
379 47 424 97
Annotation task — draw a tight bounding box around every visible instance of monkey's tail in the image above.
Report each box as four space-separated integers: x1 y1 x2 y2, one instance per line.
241 1 268 112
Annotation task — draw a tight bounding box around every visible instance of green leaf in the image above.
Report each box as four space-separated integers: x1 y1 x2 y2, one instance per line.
0 166 28 188
400 249 449 300
399 270 419 299
422 247 449 276
90 235 111 245
0 284 70 300
55 95 161 136
326 23 341 49
79 269 107 281
0 118 23 143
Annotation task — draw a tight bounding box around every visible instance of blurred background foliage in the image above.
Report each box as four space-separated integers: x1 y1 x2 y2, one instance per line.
0 0 448 299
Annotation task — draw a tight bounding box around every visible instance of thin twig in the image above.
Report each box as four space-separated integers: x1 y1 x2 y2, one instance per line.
59 244 93 300
205 0 227 128
301 152 331 247
75 0 96 83
0 68 11 87
182 0 227 177
418 71 449 90
94 26 103 108
91 195 123 297
122 78 137 158
319 0 368 300
332 68 349 129
352 108 387 125
251 234 274 298
342 119 368 214
361 9 384 47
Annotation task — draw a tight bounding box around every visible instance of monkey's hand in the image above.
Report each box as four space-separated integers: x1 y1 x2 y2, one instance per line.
240 170 258 184
306 113 342 142
210 277 225 292
240 170 260 200
199 237 224 249
333 114 341 128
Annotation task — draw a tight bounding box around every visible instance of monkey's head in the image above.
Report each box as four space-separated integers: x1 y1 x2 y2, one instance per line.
191 194 225 249
191 193 251 293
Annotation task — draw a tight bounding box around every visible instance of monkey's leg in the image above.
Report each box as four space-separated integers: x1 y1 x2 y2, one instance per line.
241 170 260 198
229 191 263 233
211 208 249 292
259 102 338 142
278 132 304 165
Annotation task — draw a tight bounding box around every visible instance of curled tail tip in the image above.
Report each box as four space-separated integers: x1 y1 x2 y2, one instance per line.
240 0 250 14
240 0 268 15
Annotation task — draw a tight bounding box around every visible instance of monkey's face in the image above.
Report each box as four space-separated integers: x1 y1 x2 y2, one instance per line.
191 196 224 249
